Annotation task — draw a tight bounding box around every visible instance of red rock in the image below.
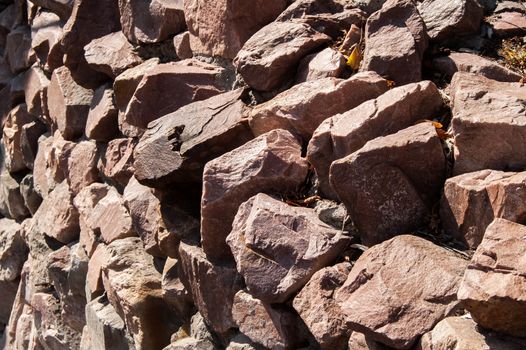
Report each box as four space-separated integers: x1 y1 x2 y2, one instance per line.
86 243 110 297
100 138 136 188
0 170 30 220
5 25 36 74
84 31 143 79
234 21 331 91
30 10 63 69
227 193 350 303
161 258 194 320
2 104 36 173
19 174 43 215
47 66 94 140
490 11 526 37
85 85 119 141
293 263 353 350
0 56 14 88
23 66 50 118
19 119 47 170
0 218 26 282
296 47 346 83
201 129 309 262
118 0 185 44
0 279 18 329
418 0 483 42
184 0 286 59
250 71 388 141
335 235 468 349
30 0 74 20
458 219 526 337
347 332 392 350
330 123 446 245
433 52 522 82
0 5 15 47
361 0 428 85
133 88 253 187
173 31 192 60
339 24 362 54
450 72 526 175
66 140 100 195
308 80 443 198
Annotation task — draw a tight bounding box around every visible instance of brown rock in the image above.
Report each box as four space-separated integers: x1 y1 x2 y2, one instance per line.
23 65 50 118
0 56 14 88
250 71 388 141
2 104 36 173
458 219 526 337
308 80 443 198
178 242 243 335
227 193 350 303
296 47 346 83
30 10 63 69
173 31 192 60
66 140 100 195
450 72 526 175
361 0 428 85
119 0 185 44
184 0 286 59
100 138 136 187
86 85 119 141
47 66 94 140
490 11 526 37
433 52 522 83
19 119 47 170
0 4 15 47
293 263 352 350
19 174 43 215
335 235 468 349
86 243 110 297
84 31 143 79
30 0 73 21
0 218 26 282
164 337 216 350
347 332 392 350
234 21 331 91
161 258 195 320
0 170 30 220
201 129 309 262
134 88 253 187
340 24 362 54
330 123 446 245
0 279 18 326
5 25 36 74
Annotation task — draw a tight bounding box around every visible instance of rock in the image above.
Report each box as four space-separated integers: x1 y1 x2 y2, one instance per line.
347 0 388 14
100 138 136 188
232 290 307 349
0 170 30 220
418 0 483 42
201 129 309 262
163 337 216 350
0 5 15 46
440 170 526 249
2 104 36 173
234 21 331 91
347 332 392 350
494 1 526 14
86 243 111 298
19 174 42 215
119 0 185 44
335 235 468 349
293 263 352 350
0 218 26 282
178 242 243 335
308 80 443 198
0 56 14 89
226 334 261 350
296 47 346 83
490 11 526 37
458 219 526 337
66 140 100 196
161 258 195 320
23 66 50 118
433 52 522 83
450 72 526 175
33 181 79 244
330 123 446 245
250 71 388 141
124 60 227 130
84 31 143 79
5 26 36 74
30 0 74 21
47 66 94 140
184 0 286 59
134 88 253 187
361 0 428 85
340 24 362 54
418 316 526 350
0 279 18 326
227 193 350 303
86 85 120 141
173 31 192 60
30 10 63 70
101 237 179 349
19 120 47 170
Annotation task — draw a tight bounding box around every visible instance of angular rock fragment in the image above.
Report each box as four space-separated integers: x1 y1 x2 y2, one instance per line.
296 47 346 83
0 170 30 220
490 11 526 37
309 80 443 198
227 193 350 303
66 140 100 195
100 138 136 187
86 85 119 141
184 0 286 59
31 0 74 21
30 10 64 68
450 72 526 175
162 258 195 320
347 332 391 350
23 65 50 117
458 219 526 337
0 279 18 326
164 337 216 350
335 235 468 349
361 0 428 85
5 26 36 74
2 104 36 173
86 243 111 298
0 219 26 282
201 129 308 262
250 71 388 141
20 174 43 215
234 21 331 91
19 119 47 170
134 88 253 187
173 31 192 60
330 123 446 245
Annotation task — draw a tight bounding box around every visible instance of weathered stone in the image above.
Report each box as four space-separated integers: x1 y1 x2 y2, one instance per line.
0 170 30 220
361 0 427 85
347 0 388 14
458 219 526 337
98 138 135 188
340 24 362 55
0 218 26 282
19 174 42 215
330 123 446 245
0 279 18 326
335 235 468 349
178 242 243 334
2 104 36 173
102 237 178 350
227 193 350 303
201 129 308 262
84 31 143 79
30 0 74 20
86 85 119 141
86 243 110 298
161 258 195 320
30 10 63 69
0 4 15 47
47 66 94 140
293 263 352 350
490 11 526 37
347 332 392 350
433 52 522 83
163 337 216 350
184 0 286 59
234 21 331 91
296 47 346 83
5 25 36 74
124 60 226 130
309 80 443 198
173 31 192 60
23 65 50 118
19 120 47 170
226 334 260 350
33 181 79 244
66 140 100 195
450 72 526 175
134 88 253 187
250 71 388 141
0 56 14 89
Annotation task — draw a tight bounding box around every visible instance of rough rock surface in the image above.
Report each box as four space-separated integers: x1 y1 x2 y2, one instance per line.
86 85 119 141
296 47 347 83
2 104 36 173
0 218 26 282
